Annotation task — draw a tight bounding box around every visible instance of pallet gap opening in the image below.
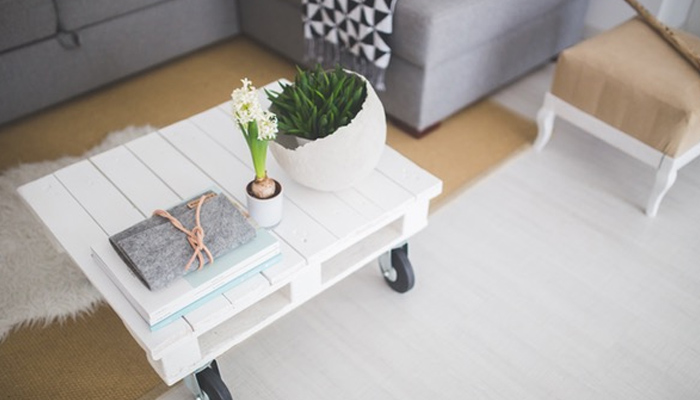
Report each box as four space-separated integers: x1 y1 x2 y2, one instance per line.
198 284 292 358
321 217 404 286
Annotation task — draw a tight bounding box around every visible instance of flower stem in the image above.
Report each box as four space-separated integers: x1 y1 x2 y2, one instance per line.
246 120 268 180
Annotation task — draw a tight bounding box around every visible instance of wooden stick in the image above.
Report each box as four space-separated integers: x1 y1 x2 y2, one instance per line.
622 0 700 73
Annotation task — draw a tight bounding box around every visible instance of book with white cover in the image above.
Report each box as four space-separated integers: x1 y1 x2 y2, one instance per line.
91 226 280 330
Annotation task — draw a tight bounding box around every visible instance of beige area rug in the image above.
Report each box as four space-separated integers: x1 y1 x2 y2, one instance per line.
0 102 534 399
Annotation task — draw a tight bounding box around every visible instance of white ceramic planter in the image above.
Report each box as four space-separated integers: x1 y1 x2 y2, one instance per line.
245 180 283 228
269 73 386 192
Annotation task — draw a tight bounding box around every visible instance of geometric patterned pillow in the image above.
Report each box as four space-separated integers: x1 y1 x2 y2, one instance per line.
302 0 398 89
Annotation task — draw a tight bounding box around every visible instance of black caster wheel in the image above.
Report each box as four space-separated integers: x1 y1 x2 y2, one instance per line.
195 360 233 400
379 243 415 293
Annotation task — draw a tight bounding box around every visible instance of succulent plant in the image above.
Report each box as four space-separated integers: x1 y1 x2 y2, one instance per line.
265 64 367 141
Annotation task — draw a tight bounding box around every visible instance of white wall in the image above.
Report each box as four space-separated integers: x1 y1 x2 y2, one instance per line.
584 0 699 35
585 0 662 32
688 3 700 34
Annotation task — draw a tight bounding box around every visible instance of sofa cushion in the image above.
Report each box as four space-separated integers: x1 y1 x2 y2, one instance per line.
55 0 167 30
0 0 57 53
393 0 584 67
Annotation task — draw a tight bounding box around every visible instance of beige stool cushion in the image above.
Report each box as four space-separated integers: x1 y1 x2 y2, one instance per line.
551 18 700 157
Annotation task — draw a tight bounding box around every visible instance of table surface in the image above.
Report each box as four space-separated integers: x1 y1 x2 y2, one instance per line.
18 81 442 385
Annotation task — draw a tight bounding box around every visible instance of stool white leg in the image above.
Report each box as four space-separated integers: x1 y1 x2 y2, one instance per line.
535 97 555 151
646 156 678 217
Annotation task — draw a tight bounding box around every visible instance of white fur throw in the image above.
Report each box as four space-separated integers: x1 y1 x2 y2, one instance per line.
0 126 154 341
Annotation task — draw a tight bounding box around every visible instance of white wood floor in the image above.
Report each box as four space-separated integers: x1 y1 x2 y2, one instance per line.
156 64 700 400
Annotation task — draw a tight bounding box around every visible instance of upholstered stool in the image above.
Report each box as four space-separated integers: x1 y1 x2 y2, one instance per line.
535 17 700 216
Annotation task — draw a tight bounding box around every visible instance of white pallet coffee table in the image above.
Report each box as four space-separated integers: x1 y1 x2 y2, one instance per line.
18 81 442 399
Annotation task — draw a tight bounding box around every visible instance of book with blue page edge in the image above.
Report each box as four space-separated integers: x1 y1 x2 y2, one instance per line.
89 190 281 330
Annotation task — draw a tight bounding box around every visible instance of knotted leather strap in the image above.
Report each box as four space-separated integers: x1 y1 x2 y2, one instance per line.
153 195 214 271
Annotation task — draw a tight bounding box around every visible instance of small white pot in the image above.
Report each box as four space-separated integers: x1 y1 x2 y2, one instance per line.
245 179 283 228
269 72 386 192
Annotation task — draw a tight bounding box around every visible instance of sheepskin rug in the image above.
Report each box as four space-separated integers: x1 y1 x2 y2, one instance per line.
0 126 153 341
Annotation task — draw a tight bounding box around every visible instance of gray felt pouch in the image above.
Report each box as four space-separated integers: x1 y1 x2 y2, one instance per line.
109 191 256 291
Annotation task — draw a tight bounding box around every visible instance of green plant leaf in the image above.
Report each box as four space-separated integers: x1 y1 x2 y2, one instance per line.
265 64 367 140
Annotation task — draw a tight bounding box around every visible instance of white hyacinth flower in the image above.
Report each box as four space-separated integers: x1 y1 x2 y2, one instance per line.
258 111 278 141
231 78 262 126
231 78 278 140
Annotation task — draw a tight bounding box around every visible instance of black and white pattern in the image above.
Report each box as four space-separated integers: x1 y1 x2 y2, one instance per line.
302 0 398 90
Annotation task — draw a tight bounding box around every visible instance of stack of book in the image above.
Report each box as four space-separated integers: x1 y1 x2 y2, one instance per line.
90 191 281 331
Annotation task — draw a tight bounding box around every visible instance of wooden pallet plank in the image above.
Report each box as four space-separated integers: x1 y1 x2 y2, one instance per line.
90 146 181 215
159 119 251 205
348 167 414 212
376 146 443 201
126 132 215 199
181 294 234 334
223 274 271 308
189 106 249 165
54 160 144 235
261 236 306 285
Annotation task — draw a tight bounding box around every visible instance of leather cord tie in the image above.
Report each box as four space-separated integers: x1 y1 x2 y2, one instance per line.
153 195 214 271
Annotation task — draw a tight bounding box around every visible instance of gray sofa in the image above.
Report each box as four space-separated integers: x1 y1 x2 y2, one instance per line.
0 0 240 126
241 0 590 134
0 0 589 132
